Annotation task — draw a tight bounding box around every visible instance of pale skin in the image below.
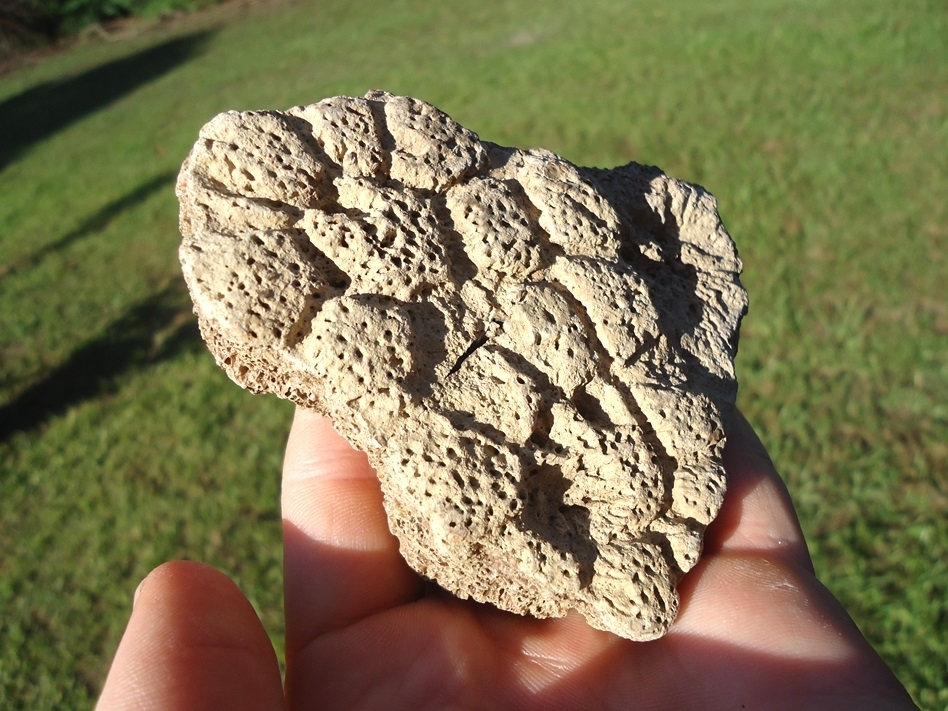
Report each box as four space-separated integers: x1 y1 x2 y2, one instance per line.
97 409 917 710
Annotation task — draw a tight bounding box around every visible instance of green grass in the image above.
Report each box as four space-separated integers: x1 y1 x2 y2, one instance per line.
1 0 945 706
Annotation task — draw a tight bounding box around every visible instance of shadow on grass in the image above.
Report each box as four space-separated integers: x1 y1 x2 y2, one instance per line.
0 30 213 169
0 170 177 279
0 282 201 442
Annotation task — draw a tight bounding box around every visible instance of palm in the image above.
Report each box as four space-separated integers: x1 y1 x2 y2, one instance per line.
281 411 908 711
287 585 802 711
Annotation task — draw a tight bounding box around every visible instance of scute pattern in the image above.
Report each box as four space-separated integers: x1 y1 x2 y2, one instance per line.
177 91 748 640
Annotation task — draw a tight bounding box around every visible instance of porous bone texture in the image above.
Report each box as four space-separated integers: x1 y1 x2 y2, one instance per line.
177 91 748 640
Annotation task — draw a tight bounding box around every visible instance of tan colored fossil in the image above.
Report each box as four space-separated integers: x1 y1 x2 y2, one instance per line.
177 91 747 640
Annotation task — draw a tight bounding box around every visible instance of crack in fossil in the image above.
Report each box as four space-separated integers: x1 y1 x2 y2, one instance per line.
446 334 488 376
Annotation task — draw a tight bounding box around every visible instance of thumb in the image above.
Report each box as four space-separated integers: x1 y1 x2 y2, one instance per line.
97 560 283 710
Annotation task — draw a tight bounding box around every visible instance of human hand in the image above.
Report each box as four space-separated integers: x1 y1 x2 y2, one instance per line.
97 408 916 710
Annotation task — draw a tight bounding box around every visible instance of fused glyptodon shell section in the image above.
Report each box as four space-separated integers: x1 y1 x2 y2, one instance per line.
176 90 748 640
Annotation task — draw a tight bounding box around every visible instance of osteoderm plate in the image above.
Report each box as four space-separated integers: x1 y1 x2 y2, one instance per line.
177 91 747 640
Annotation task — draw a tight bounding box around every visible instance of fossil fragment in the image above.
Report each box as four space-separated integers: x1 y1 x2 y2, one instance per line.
177 91 748 640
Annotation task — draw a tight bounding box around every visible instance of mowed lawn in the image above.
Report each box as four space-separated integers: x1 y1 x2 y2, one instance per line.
1 0 945 706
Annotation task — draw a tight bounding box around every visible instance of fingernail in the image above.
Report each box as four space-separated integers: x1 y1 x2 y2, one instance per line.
133 577 147 610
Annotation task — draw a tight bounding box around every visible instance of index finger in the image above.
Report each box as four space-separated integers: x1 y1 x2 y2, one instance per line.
704 408 814 572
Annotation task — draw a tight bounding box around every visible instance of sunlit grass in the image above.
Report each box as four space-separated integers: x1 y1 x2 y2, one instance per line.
1 0 945 706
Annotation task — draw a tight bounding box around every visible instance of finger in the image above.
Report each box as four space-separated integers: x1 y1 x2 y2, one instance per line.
675 552 860 657
665 413 914 706
704 409 813 571
96 561 282 711
661 552 917 709
281 408 423 658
